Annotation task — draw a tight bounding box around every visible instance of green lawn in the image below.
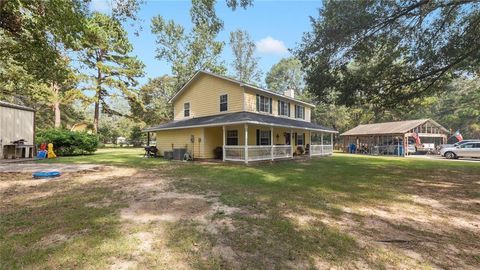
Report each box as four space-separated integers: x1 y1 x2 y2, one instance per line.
2 148 480 269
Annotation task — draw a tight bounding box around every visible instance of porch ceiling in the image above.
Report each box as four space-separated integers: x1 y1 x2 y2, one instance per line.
144 111 337 133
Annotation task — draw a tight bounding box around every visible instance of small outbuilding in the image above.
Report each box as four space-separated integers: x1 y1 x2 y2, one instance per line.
0 101 35 160
341 119 449 156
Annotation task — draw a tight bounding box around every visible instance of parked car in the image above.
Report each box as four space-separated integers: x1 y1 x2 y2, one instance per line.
440 142 480 159
438 140 480 150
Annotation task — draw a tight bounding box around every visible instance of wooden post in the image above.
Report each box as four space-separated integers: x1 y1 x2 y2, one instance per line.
147 132 150 146
222 125 226 162
244 124 248 164
270 126 274 161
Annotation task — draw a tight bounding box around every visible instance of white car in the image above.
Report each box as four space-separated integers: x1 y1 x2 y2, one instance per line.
440 142 480 159
438 140 480 150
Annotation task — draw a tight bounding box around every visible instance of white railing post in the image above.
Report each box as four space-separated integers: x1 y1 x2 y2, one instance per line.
222 125 226 162
244 124 248 164
270 127 274 160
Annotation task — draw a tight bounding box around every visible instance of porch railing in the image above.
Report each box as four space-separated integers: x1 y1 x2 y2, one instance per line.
224 144 333 162
309 144 333 156
224 145 293 162
224 146 245 161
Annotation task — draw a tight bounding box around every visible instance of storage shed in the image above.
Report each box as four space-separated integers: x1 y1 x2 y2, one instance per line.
0 101 35 159
341 119 449 156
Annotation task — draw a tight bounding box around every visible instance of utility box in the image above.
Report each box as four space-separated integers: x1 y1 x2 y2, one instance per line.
163 151 173 160
173 148 187 160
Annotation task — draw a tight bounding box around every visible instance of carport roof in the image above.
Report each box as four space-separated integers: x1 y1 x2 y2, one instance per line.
144 111 337 133
340 119 449 136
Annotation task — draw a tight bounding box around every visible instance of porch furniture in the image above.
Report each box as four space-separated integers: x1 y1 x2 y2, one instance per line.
144 146 159 158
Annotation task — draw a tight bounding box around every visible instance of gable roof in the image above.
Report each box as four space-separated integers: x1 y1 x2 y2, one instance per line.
169 70 316 108
340 119 449 136
144 111 337 133
0 101 35 112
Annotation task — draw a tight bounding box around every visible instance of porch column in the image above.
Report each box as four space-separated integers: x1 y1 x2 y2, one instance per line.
320 132 325 156
270 126 274 160
244 124 248 164
309 131 312 158
290 129 294 159
147 132 150 146
222 125 226 162
330 133 334 155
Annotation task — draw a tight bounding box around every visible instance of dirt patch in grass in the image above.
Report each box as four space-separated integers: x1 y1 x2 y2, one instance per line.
2 156 480 269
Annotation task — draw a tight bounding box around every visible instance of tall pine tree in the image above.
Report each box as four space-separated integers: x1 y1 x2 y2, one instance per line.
81 12 144 133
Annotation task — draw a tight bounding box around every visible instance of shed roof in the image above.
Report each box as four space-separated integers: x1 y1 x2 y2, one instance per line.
0 101 35 112
144 111 337 133
340 119 449 136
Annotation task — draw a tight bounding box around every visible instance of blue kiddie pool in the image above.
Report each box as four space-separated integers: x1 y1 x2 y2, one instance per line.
32 171 61 179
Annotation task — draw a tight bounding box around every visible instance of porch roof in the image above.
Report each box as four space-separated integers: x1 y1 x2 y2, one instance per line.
144 112 337 133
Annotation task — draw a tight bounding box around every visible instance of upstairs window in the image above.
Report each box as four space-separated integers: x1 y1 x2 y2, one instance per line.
295 105 305 119
184 102 190 117
278 100 290 116
226 130 238 145
256 94 272 113
220 94 228 112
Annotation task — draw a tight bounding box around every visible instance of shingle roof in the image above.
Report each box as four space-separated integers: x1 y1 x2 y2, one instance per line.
340 119 449 136
170 70 316 107
144 112 337 133
0 101 35 112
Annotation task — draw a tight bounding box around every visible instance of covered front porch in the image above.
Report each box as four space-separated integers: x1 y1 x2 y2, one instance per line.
214 123 334 163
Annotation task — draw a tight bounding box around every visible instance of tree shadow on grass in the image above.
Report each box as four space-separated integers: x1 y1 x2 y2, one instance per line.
0 178 130 269
166 156 480 268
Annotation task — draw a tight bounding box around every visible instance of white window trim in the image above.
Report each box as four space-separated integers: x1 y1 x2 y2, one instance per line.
278 100 289 117
259 130 271 145
295 105 305 120
184 102 190 117
220 93 228 112
226 129 238 145
257 95 272 114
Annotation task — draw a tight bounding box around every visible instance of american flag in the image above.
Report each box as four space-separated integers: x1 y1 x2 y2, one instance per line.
453 130 463 142
412 132 421 145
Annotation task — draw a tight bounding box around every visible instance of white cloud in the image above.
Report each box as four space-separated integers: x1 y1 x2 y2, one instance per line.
256 36 288 55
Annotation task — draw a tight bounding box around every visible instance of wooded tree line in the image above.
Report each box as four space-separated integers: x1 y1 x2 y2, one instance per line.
1 0 478 142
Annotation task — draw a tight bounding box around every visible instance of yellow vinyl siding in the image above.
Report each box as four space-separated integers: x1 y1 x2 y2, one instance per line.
173 74 244 120
203 127 223 158
155 128 204 158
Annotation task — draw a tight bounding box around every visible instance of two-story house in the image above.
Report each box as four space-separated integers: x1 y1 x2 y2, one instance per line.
144 71 337 163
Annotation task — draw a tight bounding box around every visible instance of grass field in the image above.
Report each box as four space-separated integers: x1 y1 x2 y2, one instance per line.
1 148 479 269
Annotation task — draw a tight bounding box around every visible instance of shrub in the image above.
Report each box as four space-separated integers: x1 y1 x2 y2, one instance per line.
36 129 99 156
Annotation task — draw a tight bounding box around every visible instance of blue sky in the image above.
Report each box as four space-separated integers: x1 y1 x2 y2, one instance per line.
91 0 322 85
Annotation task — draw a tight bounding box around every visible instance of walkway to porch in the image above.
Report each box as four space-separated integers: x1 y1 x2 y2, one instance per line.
220 123 334 163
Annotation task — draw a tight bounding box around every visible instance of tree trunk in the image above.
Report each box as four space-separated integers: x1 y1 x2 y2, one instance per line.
54 101 61 128
93 55 102 134
52 82 61 128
